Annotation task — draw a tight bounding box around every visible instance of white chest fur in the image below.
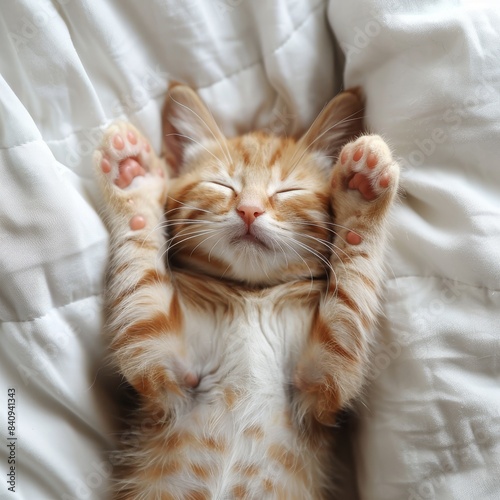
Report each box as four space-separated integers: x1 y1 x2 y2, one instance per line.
151 281 330 498
182 289 315 403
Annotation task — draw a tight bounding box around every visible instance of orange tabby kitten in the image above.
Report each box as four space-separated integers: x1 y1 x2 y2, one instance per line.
94 84 399 499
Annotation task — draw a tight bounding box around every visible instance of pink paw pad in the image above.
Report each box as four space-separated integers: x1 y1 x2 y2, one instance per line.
340 150 349 165
101 126 153 189
112 134 125 150
339 137 394 202
348 172 377 201
129 215 146 230
127 131 137 145
115 158 146 189
379 174 390 188
346 231 362 245
353 148 363 162
366 152 378 168
101 157 111 173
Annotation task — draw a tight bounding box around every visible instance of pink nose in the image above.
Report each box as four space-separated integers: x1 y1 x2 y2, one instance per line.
237 205 265 226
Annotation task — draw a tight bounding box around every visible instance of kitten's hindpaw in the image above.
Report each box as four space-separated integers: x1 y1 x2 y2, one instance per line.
294 349 341 426
123 339 200 399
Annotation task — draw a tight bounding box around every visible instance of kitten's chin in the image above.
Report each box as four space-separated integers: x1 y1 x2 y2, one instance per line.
172 249 324 288
226 261 326 287
231 233 270 250
171 227 326 286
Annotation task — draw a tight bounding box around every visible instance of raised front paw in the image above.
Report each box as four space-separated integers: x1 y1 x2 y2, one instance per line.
333 135 398 208
331 134 399 246
94 121 168 229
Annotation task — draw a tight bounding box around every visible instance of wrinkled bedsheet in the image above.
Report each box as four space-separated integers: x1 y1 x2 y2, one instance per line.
0 1 499 498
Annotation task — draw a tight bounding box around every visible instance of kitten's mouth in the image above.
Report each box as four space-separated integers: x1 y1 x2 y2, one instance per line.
235 233 269 249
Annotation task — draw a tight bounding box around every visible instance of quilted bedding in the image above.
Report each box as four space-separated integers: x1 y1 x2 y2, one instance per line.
0 1 499 498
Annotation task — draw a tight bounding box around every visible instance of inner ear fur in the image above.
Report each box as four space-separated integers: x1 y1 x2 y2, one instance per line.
299 87 365 160
162 82 225 172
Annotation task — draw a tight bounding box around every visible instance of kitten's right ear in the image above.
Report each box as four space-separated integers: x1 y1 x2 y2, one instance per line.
162 83 225 171
299 87 365 160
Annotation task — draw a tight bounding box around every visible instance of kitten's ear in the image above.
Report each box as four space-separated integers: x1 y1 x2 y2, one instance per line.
299 88 364 159
162 83 225 171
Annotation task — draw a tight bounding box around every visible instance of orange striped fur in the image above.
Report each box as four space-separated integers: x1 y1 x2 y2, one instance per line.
94 84 399 499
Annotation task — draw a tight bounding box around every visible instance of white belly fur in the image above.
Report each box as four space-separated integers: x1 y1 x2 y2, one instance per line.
157 295 328 497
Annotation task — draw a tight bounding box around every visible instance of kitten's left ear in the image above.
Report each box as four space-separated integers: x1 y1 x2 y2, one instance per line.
299 88 364 159
162 83 226 171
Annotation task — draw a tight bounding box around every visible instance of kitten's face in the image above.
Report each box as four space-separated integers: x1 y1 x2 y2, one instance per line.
166 133 332 285
163 85 363 286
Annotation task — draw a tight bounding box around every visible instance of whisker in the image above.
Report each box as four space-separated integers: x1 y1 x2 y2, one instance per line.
268 238 279 266
163 220 215 231
207 234 226 262
287 99 331 167
278 237 314 294
292 220 362 257
290 239 334 278
169 228 218 249
162 220 215 230
290 217 361 238
169 223 213 240
160 228 219 263
166 196 215 215
291 222 364 281
317 221 362 238
220 249 242 280
288 107 364 172
300 232 336 253
298 233 353 285
281 233 336 288
137 219 168 251
189 229 224 257
269 234 289 268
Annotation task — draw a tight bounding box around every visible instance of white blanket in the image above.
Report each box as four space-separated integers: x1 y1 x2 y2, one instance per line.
1 1 499 498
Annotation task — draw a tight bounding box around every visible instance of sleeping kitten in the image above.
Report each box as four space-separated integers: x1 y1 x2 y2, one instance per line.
94 84 399 499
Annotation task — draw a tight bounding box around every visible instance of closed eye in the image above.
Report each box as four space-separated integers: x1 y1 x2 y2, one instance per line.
275 188 306 195
206 181 235 192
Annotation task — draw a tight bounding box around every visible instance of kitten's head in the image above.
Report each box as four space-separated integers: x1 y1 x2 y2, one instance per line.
162 84 363 286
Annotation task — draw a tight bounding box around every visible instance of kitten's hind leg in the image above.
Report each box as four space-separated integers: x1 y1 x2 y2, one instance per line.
94 122 197 402
295 135 399 425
